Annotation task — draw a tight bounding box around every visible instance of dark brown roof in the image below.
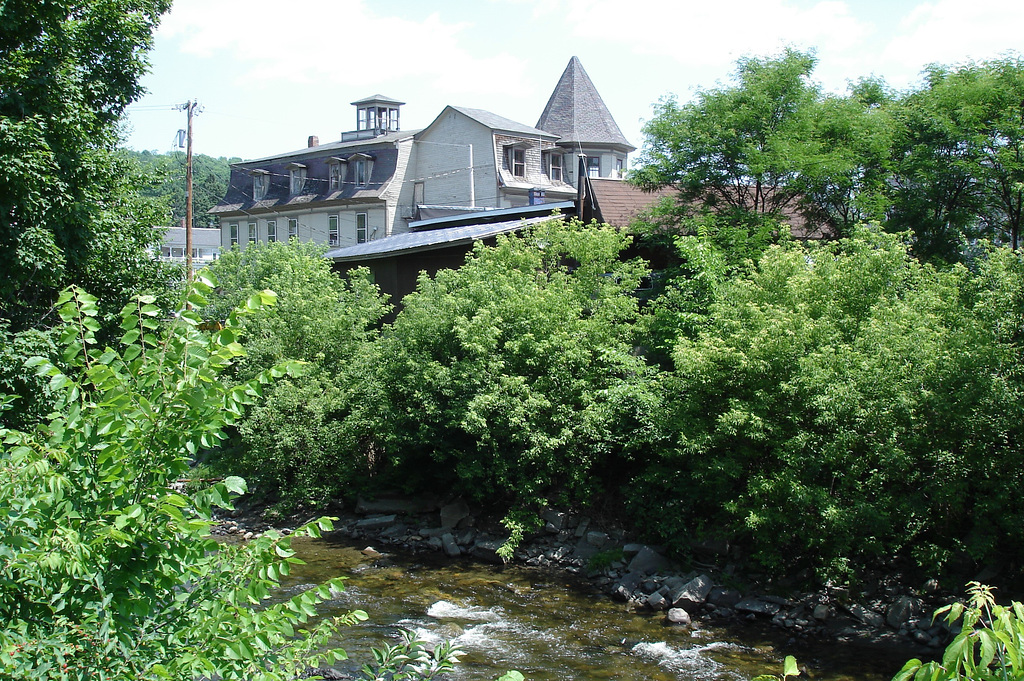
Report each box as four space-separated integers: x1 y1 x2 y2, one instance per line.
589 179 676 228
589 179 835 239
536 57 635 152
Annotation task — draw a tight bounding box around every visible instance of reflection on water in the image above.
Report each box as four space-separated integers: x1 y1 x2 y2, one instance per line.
276 535 908 681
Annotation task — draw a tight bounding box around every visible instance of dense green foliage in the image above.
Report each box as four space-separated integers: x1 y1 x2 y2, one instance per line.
631 227 1024 580
202 240 390 508
889 57 1024 260
1 0 180 440
632 49 892 236
634 49 1024 263
371 220 662 514
127 149 239 229
205 220 1023 583
0 282 358 679
0 0 174 330
0 280 495 679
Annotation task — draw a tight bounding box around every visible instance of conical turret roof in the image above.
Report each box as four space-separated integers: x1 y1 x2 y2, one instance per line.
536 57 634 152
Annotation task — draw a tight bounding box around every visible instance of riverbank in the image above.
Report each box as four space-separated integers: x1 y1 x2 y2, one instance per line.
214 493 956 660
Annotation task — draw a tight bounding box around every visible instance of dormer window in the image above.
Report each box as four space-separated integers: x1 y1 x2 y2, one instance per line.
512 149 525 177
251 170 270 201
327 158 346 191
348 153 374 187
287 163 306 195
545 152 563 182
505 142 529 178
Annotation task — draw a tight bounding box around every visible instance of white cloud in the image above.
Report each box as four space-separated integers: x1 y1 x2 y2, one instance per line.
157 0 530 96
552 0 868 68
877 0 1024 88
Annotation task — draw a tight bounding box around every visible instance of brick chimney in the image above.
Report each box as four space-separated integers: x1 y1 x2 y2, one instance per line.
308 135 319 148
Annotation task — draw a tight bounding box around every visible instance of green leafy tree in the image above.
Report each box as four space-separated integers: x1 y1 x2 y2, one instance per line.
0 279 519 679
888 56 1024 260
0 0 174 330
633 49 897 242
638 227 1024 579
0 280 359 679
633 48 820 216
203 240 390 507
374 218 664 534
798 82 895 231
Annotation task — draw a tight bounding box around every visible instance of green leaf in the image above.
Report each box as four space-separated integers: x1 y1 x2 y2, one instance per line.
223 475 246 495
495 672 525 681
783 656 800 678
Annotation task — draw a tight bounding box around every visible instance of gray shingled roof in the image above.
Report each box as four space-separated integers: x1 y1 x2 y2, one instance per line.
536 56 635 151
351 94 405 106
447 106 558 139
241 129 418 164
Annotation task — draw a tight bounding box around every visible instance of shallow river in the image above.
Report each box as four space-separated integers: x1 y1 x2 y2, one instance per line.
277 535 916 681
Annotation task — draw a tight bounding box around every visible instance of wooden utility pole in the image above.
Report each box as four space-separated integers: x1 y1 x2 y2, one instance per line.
178 99 199 282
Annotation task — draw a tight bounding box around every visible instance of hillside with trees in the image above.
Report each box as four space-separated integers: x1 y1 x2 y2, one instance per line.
126 149 240 229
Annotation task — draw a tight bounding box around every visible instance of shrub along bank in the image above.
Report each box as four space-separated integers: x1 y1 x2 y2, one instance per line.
204 221 1024 587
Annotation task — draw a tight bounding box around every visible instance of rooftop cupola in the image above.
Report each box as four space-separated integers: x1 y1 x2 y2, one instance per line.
351 94 404 136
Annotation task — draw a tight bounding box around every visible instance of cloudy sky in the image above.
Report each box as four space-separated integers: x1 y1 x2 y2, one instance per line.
122 0 1024 161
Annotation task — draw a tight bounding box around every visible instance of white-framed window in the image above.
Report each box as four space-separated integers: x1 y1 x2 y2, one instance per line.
229 222 238 246
252 170 270 200
288 164 306 195
358 107 377 131
356 213 367 244
328 214 339 245
247 221 257 244
546 153 563 182
288 217 298 240
348 154 373 187
267 220 277 242
508 148 526 177
587 156 600 178
328 160 344 191
615 158 624 178
414 181 424 206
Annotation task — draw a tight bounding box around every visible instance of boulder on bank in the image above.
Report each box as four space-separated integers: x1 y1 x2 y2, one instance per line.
669 574 713 609
707 586 742 608
356 515 397 531
886 595 923 629
356 497 438 515
847 603 885 629
611 571 642 602
666 608 691 625
736 598 782 617
471 539 504 564
440 500 471 529
627 546 670 576
542 509 570 533
441 533 461 557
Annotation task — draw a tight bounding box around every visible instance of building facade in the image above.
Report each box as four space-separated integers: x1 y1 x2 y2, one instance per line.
209 58 634 251
156 224 222 267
